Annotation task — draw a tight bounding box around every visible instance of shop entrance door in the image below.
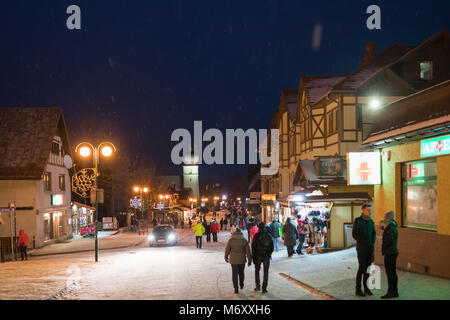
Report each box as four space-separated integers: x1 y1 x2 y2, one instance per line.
44 213 53 241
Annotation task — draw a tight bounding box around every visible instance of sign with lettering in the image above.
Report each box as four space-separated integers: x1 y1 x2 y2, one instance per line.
421 134 450 158
347 152 381 185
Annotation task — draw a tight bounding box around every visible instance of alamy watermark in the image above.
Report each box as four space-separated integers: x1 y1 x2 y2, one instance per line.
170 121 279 175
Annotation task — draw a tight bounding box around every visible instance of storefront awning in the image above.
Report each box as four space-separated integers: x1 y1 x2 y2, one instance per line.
73 202 95 211
304 192 372 203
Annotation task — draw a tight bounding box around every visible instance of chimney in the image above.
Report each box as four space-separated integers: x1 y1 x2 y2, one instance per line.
361 43 377 67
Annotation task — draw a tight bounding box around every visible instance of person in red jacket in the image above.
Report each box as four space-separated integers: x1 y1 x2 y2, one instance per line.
211 220 220 242
18 229 29 261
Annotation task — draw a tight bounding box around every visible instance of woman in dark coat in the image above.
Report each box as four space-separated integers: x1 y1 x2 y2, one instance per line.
381 211 399 299
282 217 299 257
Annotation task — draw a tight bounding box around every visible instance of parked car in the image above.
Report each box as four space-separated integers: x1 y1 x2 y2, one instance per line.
148 224 178 246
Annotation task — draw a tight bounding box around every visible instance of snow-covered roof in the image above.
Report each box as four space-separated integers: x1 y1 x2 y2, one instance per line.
303 76 346 105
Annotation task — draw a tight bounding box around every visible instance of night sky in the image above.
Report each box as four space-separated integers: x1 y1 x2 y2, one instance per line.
1 0 450 181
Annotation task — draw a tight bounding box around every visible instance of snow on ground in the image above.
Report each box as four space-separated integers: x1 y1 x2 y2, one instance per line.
1 227 449 300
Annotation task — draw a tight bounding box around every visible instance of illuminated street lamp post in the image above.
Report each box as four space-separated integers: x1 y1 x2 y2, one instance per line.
132 185 150 219
75 142 116 262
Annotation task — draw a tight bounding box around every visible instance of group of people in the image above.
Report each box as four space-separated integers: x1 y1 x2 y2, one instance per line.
353 204 399 299
224 221 274 294
192 218 221 248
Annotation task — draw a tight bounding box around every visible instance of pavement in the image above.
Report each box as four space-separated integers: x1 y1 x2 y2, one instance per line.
269 245 450 300
28 229 147 257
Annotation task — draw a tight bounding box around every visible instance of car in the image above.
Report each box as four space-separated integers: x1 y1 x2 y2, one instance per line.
148 224 178 247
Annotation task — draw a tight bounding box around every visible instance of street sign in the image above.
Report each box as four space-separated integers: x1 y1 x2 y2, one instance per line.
0 208 12 212
347 152 381 185
421 134 450 157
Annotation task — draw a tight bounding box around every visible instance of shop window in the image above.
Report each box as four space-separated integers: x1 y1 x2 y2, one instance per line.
402 160 437 231
420 61 433 80
43 172 51 191
59 174 66 191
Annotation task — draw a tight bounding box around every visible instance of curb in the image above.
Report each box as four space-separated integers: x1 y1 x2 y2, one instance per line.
278 273 338 300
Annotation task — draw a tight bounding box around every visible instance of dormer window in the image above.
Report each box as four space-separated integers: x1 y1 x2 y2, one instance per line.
51 142 60 155
420 61 433 80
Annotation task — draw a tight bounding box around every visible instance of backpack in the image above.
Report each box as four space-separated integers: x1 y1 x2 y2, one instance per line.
257 232 274 257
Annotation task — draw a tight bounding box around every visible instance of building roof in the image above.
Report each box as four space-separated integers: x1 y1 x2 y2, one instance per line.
302 76 346 105
363 80 450 146
331 30 450 93
332 44 412 92
0 107 72 179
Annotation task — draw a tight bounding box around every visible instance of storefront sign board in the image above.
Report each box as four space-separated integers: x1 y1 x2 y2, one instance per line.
347 152 381 185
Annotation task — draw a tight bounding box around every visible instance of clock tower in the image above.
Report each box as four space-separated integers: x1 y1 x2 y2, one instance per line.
182 152 199 200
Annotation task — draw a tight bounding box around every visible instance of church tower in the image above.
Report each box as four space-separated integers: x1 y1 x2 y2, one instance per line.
182 152 199 200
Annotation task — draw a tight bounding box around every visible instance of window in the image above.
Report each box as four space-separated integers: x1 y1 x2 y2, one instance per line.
59 174 66 191
327 109 337 135
420 61 433 80
51 142 60 155
43 172 52 191
402 160 437 231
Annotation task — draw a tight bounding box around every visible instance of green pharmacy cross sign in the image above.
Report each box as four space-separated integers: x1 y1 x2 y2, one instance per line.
421 134 450 157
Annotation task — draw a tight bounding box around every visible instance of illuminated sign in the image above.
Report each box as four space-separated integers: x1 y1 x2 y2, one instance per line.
51 194 64 206
421 134 450 157
347 152 381 185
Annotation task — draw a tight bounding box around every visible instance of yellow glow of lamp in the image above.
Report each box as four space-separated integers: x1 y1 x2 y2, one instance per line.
79 146 91 157
143 187 149 193
133 186 140 192
159 195 164 199
101 146 113 157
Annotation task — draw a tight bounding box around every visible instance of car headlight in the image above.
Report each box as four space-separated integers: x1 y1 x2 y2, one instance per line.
168 233 176 241
148 234 155 241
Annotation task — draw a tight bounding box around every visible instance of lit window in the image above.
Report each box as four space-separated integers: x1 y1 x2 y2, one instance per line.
43 172 52 191
59 175 66 191
420 61 432 80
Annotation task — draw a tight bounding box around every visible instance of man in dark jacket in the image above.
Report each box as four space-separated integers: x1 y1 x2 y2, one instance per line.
381 211 399 299
352 204 376 297
204 221 211 242
270 219 281 252
282 217 298 257
225 229 252 294
251 222 274 293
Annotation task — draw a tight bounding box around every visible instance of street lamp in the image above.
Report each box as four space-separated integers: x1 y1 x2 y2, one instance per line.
75 141 116 263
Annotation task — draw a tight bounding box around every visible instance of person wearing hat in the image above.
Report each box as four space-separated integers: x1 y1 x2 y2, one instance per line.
380 211 399 299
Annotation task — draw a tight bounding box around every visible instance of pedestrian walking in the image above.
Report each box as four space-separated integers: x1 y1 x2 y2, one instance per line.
180 219 184 229
269 219 281 252
252 222 274 293
224 228 252 294
204 221 211 242
220 218 224 230
193 220 205 249
381 211 399 299
296 216 307 255
250 223 258 241
211 220 219 242
352 204 376 297
18 229 29 261
188 218 192 229
152 217 157 228
282 217 298 257
223 217 228 230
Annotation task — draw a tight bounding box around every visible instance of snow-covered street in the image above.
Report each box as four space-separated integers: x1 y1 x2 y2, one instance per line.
1 229 450 300
0 230 317 300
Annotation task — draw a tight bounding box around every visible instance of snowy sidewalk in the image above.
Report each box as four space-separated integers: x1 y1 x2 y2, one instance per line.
270 246 450 300
28 231 147 257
